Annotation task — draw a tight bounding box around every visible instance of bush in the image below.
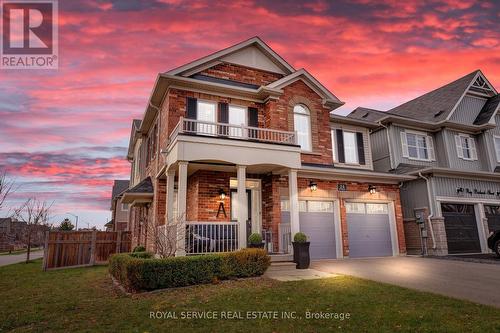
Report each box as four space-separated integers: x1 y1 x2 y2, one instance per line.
247 233 262 245
132 245 146 252
109 248 270 291
129 251 154 259
293 232 308 243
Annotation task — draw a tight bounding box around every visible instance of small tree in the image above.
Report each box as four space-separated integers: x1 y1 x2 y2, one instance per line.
12 198 52 263
146 214 187 258
0 170 14 212
59 218 74 231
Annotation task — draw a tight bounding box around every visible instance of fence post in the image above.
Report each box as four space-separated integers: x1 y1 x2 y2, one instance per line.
89 230 97 265
116 231 122 253
42 231 50 271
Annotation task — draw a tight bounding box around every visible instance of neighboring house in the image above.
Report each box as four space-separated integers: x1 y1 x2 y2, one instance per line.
349 70 500 256
110 180 130 232
122 37 412 260
0 217 47 251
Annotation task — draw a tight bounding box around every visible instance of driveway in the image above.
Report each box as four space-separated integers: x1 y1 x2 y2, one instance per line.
0 250 44 267
312 256 500 308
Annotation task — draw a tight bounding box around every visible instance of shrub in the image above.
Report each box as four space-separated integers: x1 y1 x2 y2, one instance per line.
293 232 308 243
247 233 262 245
132 245 146 252
109 248 270 291
129 251 154 259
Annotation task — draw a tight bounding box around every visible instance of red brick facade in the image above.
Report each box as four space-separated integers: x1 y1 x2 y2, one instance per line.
200 63 283 86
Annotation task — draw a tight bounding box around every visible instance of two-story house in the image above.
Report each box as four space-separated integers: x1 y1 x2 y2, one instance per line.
349 70 500 256
109 180 130 232
121 37 413 260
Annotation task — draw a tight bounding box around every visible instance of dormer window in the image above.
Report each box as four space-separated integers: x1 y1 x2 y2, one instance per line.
401 130 435 161
293 104 312 151
455 134 477 161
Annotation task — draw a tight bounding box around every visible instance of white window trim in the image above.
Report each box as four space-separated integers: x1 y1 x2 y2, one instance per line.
293 104 312 152
401 129 435 161
455 133 478 161
494 135 500 163
196 99 217 122
342 130 360 165
331 128 365 166
121 203 129 211
228 104 247 125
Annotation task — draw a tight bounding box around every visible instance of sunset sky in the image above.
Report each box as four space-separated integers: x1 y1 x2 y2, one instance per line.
0 0 499 228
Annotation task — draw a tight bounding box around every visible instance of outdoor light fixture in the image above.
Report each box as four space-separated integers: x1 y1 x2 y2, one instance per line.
219 189 226 200
368 185 377 194
309 181 318 192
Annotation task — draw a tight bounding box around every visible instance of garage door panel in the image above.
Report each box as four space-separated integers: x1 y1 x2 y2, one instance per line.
485 205 500 232
299 212 336 260
442 204 481 254
347 211 392 258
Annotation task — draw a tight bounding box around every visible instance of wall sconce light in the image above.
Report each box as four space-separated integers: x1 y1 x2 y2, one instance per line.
218 189 226 200
309 181 317 192
368 185 376 194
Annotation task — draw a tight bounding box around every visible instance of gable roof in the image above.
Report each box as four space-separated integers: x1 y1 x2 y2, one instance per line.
127 119 142 160
389 70 479 122
347 107 388 123
111 180 129 200
474 94 500 125
266 69 344 108
167 36 295 77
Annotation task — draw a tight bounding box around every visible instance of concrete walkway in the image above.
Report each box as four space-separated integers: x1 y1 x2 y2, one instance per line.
265 262 339 281
0 250 44 267
312 256 500 308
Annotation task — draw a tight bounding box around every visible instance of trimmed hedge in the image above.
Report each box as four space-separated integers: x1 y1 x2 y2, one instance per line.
109 248 270 291
128 251 154 259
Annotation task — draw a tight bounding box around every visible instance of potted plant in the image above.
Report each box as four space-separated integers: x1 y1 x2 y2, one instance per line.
292 232 310 269
248 233 265 249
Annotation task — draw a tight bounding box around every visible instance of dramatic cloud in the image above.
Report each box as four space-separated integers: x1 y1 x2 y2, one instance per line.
0 0 498 227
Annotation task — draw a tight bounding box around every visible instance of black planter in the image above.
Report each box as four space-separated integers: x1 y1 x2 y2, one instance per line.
248 242 265 249
292 242 310 269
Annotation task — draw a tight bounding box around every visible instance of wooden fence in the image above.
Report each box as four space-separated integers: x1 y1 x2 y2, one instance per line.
43 230 131 270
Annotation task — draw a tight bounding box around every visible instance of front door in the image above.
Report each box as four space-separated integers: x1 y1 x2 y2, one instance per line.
231 189 252 241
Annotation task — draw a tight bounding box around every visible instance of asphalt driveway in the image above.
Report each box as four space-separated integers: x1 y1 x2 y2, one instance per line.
312 256 500 308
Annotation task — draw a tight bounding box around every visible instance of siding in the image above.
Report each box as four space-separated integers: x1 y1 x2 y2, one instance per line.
483 114 500 171
443 129 487 171
433 176 500 200
390 125 440 168
370 128 391 172
400 179 429 218
449 95 487 124
330 123 373 170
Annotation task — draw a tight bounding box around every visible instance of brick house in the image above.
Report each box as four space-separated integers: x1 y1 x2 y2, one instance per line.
121 37 413 259
109 180 130 232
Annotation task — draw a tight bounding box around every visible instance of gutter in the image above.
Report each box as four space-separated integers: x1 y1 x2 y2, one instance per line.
377 121 394 170
418 172 437 250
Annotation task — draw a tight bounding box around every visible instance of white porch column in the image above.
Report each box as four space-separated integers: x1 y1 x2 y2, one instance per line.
176 161 188 256
237 165 248 249
166 169 175 224
288 169 300 237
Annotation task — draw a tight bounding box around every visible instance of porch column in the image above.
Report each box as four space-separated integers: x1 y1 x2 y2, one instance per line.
176 161 188 256
288 169 300 237
237 165 247 249
166 169 175 224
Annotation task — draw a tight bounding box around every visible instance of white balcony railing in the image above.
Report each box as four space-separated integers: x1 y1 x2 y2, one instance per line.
170 117 297 146
186 222 239 254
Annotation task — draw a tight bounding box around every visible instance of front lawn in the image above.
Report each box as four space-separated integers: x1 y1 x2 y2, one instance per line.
1 260 499 332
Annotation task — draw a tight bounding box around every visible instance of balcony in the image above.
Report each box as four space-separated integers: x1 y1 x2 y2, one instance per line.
170 117 297 146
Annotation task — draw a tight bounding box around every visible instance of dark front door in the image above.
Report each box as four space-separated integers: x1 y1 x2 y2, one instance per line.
484 205 500 232
230 189 252 241
441 203 481 254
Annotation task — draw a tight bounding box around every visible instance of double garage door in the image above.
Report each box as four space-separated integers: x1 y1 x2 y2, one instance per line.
282 201 394 259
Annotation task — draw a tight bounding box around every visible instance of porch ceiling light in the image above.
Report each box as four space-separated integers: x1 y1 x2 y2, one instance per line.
368 185 377 195
309 181 317 192
219 189 226 200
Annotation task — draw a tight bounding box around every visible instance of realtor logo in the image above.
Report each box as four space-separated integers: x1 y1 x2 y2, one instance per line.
1 0 58 69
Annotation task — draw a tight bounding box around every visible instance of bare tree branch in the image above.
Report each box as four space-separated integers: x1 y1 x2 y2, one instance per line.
145 213 187 258
0 170 15 212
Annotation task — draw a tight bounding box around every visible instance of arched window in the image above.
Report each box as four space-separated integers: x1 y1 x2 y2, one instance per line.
293 104 312 151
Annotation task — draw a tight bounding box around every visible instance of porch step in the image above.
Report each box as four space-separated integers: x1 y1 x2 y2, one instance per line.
267 261 296 272
269 254 293 263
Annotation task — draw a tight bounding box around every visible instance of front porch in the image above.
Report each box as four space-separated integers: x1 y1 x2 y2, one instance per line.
162 162 302 256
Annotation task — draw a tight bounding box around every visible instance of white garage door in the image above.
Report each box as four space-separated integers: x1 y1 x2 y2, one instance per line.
346 202 393 258
282 200 336 259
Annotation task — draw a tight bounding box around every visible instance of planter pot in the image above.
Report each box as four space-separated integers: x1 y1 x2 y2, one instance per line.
292 242 310 269
248 242 265 249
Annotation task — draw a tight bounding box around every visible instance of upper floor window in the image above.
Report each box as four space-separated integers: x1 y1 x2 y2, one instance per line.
455 134 477 161
121 203 129 211
331 129 366 165
401 131 435 161
293 105 312 151
494 136 500 162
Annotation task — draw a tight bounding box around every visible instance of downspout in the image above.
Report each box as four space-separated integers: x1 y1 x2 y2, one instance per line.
377 121 394 170
418 172 437 250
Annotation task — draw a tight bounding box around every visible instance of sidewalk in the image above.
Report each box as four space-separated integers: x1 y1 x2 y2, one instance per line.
0 250 44 267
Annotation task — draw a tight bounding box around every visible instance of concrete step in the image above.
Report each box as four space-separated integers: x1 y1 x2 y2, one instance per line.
269 254 293 262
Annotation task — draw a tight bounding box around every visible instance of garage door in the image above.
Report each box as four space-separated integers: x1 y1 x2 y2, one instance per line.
485 205 500 233
282 200 336 259
441 203 481 254
346 202 393 258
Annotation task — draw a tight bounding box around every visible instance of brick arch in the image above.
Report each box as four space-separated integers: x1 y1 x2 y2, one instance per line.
287 95 319 152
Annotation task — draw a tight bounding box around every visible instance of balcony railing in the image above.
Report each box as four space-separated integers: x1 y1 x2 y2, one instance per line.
186 222 239 254
170 117 297 146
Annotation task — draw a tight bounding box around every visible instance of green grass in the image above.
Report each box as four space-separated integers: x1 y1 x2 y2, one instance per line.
1 259 499 332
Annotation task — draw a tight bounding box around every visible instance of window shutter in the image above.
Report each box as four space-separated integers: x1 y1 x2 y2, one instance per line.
248 107 258 139
356 132 366 165
469 138 477 160
400 132 409 158
427 135 435 161
218 103 228 123
331 130 336 162
186 97 197 119
336 129 345 163
455 135 463 158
